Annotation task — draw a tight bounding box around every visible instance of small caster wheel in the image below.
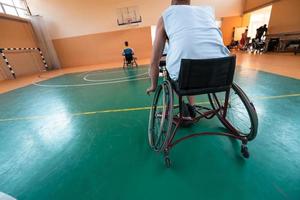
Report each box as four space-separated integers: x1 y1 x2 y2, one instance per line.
164 157 171 168
241 146 250 159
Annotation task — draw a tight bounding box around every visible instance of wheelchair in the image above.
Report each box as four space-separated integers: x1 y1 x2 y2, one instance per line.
123 54 138 68
249 38 266 53
159 54 167 76
148 56 258 167
285 40 300 55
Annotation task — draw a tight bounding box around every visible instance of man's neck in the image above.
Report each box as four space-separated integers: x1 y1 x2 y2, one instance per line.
171 0 190 5
172 3 190 5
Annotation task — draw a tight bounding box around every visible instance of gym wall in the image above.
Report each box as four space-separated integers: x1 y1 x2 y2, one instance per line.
26 0 243 68
27 0 243 39
0 59 7 81
0 14 44 79
223 0 300 45
52 27 153 67
243 0 300 34
221 14 250 46
221 17 243 46
268 0 300 34
244 0 277 13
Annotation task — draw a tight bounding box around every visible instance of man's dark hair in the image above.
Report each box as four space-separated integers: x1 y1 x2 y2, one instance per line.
125 41 129 46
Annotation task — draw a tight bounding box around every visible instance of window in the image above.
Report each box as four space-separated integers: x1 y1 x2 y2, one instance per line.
248 6 272 39
0 0 31 18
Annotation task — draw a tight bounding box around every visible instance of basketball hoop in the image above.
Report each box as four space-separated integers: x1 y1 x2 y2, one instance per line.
126 17 133 24
117 6 142 26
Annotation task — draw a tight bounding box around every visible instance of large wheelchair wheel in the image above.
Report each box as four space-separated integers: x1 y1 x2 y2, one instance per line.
148 81 174 152
209 83 258 141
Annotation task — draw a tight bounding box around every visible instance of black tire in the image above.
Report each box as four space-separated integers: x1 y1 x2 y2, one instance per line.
241 145 250 159
209 83 258 141
148 81 174 152
164 157 171 168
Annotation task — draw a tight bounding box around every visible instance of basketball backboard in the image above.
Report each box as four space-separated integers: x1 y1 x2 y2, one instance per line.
117 6 142 26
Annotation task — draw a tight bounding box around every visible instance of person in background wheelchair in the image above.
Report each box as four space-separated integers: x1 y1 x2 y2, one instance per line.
239 29 250 51
255 24 268 42
122 41 138 68
147 0 230 119
250 24 268 53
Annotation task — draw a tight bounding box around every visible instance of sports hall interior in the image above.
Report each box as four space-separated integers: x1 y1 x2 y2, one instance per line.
0 0 299 200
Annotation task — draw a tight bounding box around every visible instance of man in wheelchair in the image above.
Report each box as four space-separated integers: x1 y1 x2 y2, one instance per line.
147 0 230 119
147 0 258 166
122 41 138 68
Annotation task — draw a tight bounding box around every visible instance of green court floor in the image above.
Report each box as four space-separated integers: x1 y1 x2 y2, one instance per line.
0 66 299 200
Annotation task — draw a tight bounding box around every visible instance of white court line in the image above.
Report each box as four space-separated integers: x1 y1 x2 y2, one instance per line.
33 67 149 88
33 77 150 88
81 68 147 76
0 192 16 200
83 72 148 82
84 68 140 75
37 68 133 80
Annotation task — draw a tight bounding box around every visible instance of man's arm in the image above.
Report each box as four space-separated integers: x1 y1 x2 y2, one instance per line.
147 17 167 94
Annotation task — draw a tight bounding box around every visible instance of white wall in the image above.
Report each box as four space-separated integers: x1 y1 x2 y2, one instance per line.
27 0 243 39
193 0 243 19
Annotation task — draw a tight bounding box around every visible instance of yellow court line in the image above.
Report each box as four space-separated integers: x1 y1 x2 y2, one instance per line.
72 106 152 116
0 107 153 122
0 93 299 122
0 115 49 122
255 93 300 100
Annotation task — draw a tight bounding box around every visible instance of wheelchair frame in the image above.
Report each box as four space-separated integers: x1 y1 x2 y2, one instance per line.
123 55 138 68
148 57 258 168
249 39 266 54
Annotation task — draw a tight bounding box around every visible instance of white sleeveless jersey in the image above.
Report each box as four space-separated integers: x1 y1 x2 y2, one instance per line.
162 5 230 80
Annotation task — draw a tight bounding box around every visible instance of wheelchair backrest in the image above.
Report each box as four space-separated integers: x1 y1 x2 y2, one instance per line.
124 48 133 55
178 56 236 94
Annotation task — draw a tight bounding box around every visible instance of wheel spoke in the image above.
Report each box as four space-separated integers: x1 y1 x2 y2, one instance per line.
209 83 258 140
